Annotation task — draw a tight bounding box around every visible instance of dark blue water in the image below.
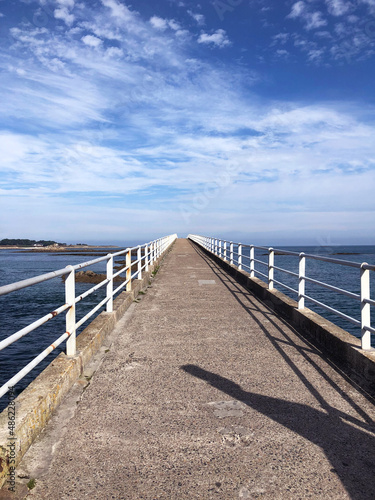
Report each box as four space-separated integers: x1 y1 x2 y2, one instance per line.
0 244 374 410
0 247 132 410
228 244 375 346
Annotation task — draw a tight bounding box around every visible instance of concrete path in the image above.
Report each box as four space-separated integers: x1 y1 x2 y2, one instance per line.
23 239 375 499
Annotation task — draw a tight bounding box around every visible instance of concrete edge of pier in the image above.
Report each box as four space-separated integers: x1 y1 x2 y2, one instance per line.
0 249 170 489
191 240 375 397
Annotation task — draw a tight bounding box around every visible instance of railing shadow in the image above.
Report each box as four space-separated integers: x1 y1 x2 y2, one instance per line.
186 240 375 497
181 364 375 500
190 241 375 422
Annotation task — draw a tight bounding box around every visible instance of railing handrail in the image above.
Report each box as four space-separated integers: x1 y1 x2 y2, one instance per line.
188 234 374 350
0 234 178 399
0 241 168 297
191 238 375 269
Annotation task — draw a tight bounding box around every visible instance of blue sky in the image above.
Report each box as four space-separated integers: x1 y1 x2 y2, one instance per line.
0 0 374 245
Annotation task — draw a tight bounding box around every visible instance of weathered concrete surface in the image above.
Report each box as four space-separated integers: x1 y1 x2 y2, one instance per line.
17 239 375 499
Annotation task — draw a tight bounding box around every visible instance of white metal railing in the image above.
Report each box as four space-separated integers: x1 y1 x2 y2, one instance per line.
0 234 177 399
188 234 375 351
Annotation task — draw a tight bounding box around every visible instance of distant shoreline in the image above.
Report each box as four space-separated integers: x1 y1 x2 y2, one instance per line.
0 245 119 252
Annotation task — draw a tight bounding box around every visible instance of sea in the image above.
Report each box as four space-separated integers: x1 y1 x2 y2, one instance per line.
0 244 374 411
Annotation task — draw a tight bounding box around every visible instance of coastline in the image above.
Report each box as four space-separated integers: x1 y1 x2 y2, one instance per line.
0 245 119 252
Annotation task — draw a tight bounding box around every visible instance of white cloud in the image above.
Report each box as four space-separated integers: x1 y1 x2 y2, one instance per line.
57 0 75 7
287 2 327 30
1 0 374 242
197 29 230 48
360 0 375 12
276 49 289 58
305 12 327 30
53 0 75 26
105 46 123 58
187 10 205 25
81 34 103 47
347 15 359 23
288 1 306 19
307 48 325 62
272 33 290 44
149 16 181 31
54 7 75 26
175 29 189 37
101 0 133 22
168 19 181 31
281 0 375 63
149 16 168 30
314 30 332 39
325 0 352 16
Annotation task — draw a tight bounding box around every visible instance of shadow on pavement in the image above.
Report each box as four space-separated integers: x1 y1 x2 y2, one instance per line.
181 364 375 500
191 242 375 422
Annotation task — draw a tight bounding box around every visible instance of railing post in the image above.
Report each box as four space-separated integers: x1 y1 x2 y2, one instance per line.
298 253 305 309
145 244 149 272
238 243 242 270
219 240 222 258
250 245 255 277
126 248 132 291
268 248 274 290
361 263 371 350
211 238 214 253
230 242 233 265
149 243 153 266
137 245 142 280
65 265 76 356
223 241 227 261
106 254 113 313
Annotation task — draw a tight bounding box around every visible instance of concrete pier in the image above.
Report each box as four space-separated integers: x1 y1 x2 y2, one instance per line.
15 239 375 498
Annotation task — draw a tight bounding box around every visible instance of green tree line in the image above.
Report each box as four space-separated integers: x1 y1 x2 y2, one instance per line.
0 239 66 247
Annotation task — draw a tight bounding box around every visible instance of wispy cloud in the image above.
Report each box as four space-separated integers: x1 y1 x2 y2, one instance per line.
361 0 375 13
197 29 230 47
81 34 103 47
325 0 352 16
0 0 374 242
287 2 327 30
149 16 169 30
187 10 205 25
279 0 375 63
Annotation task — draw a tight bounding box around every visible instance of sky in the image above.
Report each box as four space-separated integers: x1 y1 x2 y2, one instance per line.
0 0 374 246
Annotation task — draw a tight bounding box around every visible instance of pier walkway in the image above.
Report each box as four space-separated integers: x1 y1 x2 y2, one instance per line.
21 239 375 499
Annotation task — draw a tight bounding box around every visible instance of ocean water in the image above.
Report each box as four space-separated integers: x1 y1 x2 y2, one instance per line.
230 244 375 343
0 247 129 410
0 244 374 410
